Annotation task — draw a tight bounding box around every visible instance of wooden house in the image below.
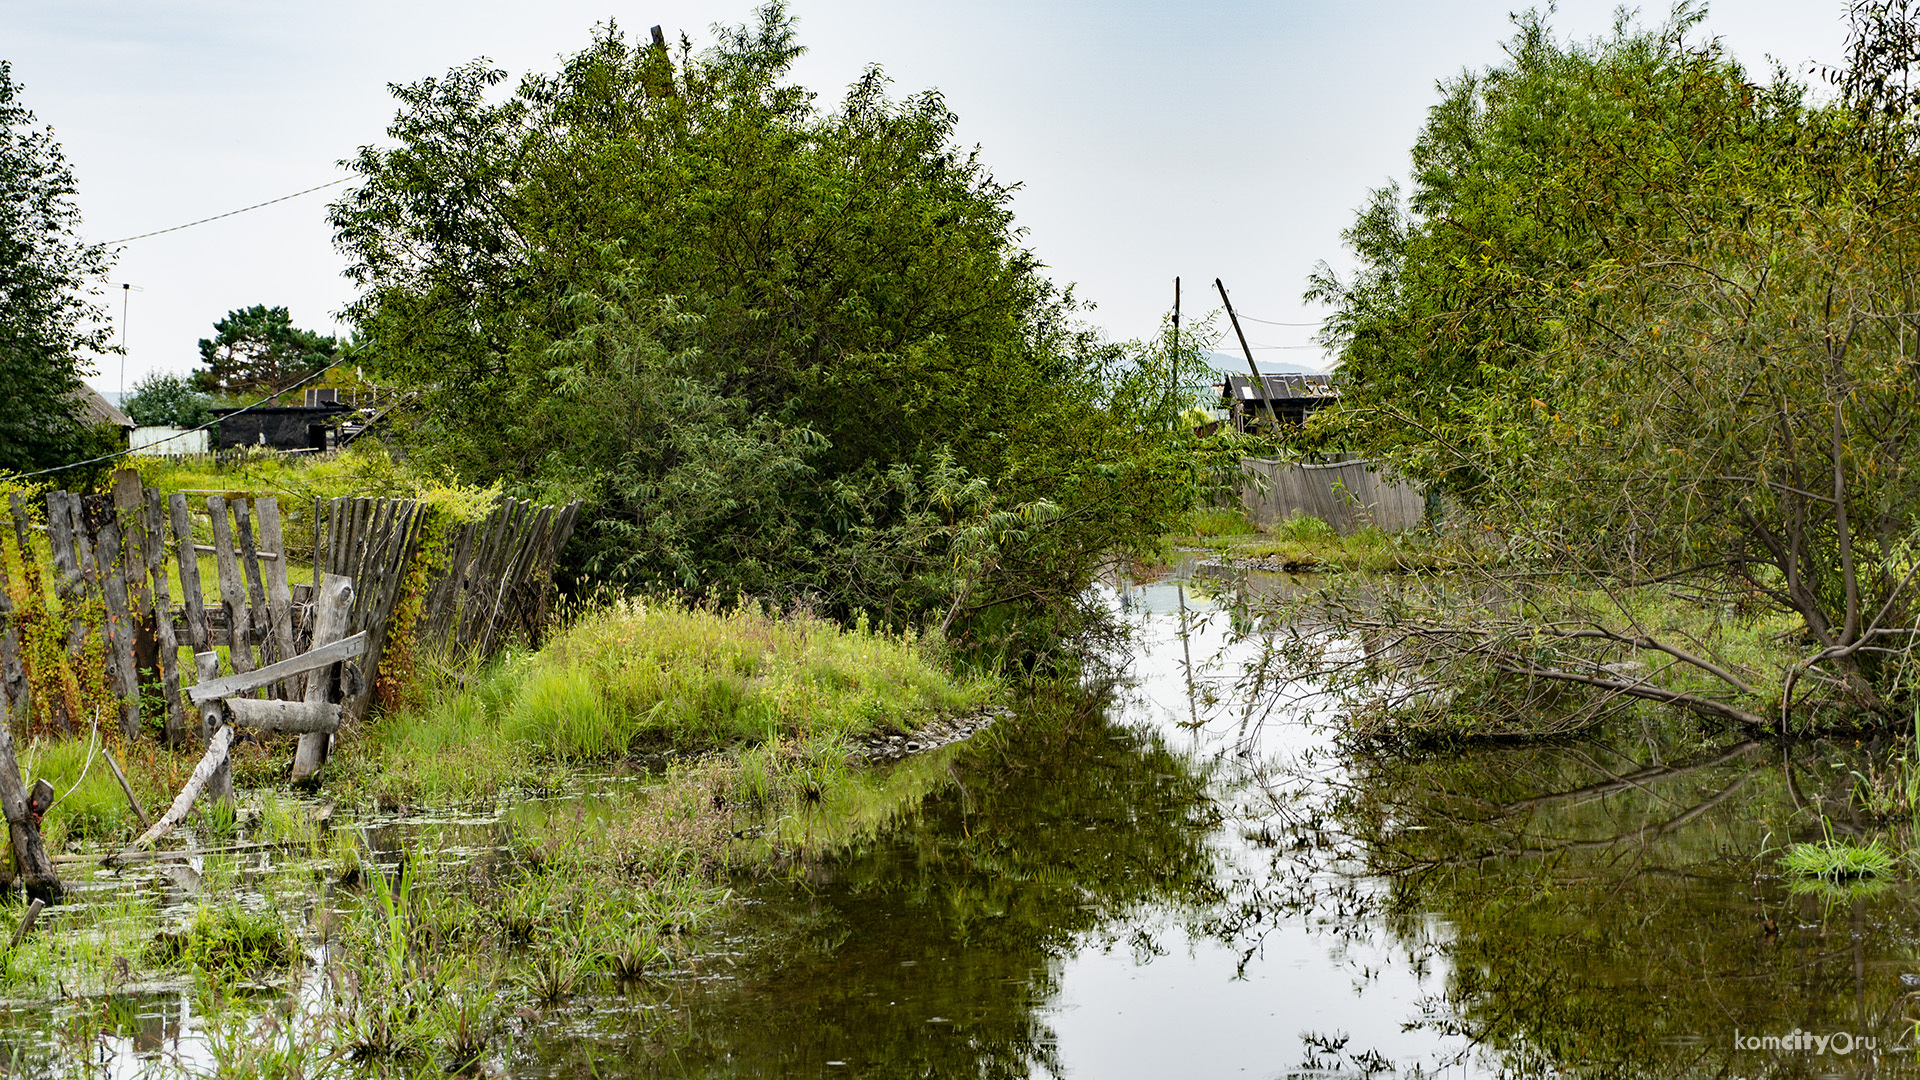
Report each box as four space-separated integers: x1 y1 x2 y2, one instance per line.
1220 373 1336 430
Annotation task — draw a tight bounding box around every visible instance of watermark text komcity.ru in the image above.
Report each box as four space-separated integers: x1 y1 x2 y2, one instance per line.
1734 1029 1877 1055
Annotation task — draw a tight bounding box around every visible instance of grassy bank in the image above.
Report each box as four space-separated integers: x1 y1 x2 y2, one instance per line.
356 597 992 801
0 598 999 1073
1164 506 1446 573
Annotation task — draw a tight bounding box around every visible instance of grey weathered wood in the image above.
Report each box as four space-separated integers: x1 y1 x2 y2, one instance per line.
195 651 232 803
312 496 323 596
169 494 211 654
92 520 144 740
192 544 278 560
205 497 256 678
0 505 28 740
479 504 549 657
45 493 88 733
255 499 299 698
345 505 424 726
99 744 150 829
187 630 366 704
144 490 189 743
0 700 60 899
114 473 158 694
8 898 44 948
234 499 274 667
224 698 341 734
115 722 232 860
291 573 355 784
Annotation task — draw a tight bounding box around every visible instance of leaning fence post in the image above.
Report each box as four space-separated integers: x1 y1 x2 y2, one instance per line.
290 574 354 786
195 651 232 805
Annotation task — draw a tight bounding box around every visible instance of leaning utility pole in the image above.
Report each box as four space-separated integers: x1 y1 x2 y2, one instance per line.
1214 278 1269 426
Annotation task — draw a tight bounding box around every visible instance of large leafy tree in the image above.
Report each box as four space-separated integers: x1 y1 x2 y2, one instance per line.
0 61 115 474
193 304 345 395
332 6 1212 631
1293 7 1920 728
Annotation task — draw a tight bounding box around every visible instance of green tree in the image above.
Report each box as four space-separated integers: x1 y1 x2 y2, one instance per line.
1293 7 1920 728
0 60 116 474
193 304 344 395
330 7 1220 633
120 371 212 428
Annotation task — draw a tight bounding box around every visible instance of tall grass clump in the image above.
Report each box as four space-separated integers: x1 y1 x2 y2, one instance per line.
29 737 132 845
365 599 993 799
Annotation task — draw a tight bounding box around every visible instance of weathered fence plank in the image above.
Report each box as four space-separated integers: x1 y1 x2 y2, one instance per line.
144 491 190 743
187 630 365 705
93 520 143 740
255 499 300 698
225 698 340 734
206 496 257 680
291 574 354 783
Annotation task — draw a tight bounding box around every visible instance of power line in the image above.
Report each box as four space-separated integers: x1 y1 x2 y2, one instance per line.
1232 313 1329 327
13 352 362 479
97 177 352 246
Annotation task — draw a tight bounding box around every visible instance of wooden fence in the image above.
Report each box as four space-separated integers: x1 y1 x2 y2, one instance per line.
0 474 581 896
1239 456 1427 534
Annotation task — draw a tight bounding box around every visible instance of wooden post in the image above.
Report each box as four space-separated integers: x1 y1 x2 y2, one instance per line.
206 497 256 680
169 495 211 655
0 503 28 737
0 712 61 899
234 499 274 670
1171 276 1181 424
290 574 354 786
194 651 232 804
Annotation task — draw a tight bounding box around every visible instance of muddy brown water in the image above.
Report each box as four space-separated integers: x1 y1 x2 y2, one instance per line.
7 567 1920 1077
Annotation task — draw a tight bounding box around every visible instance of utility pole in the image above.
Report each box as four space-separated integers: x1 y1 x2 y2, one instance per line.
1214 278 1269 427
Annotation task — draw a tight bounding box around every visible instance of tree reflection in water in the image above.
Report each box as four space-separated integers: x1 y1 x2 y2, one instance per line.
523 578 1920 1079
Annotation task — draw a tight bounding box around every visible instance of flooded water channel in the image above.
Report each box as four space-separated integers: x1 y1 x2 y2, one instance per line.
8 566 1920 1077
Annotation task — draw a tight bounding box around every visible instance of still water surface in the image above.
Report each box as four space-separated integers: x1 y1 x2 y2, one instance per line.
13 567 1920 1077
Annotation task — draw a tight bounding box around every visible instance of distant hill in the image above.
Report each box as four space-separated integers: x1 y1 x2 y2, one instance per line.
1200 350 1327 376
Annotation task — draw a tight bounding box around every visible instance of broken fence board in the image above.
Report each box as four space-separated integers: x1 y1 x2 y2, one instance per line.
187 631 367 705
115 724 232 859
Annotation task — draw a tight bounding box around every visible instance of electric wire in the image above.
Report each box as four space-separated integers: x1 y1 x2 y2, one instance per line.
97 177 353 246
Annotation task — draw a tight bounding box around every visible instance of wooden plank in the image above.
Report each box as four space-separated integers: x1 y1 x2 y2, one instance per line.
224 698 340 733
311 496 323 597
92 520 144 741
346 504 423 725
0 500 28 737
291 573 355 784
144 490 189 744
191 544 278 560
254 499 300 698
112 723 232 862
456 499 515 646
233 499 274 667
45 492 88 734
188 630 366 704
324 498 343 577
5 494 53 732
479 504 550 657
169 494 211 654
205 496 256 679
115 474 158 694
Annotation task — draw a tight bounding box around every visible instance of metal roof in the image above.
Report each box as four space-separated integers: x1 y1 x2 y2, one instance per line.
1222 373 1337 403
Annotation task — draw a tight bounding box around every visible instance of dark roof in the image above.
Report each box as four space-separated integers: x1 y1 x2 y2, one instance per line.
1222 373 1337 404
211 403 350 417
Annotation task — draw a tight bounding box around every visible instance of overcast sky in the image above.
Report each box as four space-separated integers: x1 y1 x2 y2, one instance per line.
5 0 1851 395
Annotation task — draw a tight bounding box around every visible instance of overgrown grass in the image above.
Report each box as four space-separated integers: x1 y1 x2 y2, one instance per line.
359 598 994 802
1164 507 1446 572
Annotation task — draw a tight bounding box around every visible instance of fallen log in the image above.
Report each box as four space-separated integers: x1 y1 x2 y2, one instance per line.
223 698 341 734
111 725 232 864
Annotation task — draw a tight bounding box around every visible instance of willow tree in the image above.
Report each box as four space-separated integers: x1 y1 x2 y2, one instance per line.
1296 7 1920 731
